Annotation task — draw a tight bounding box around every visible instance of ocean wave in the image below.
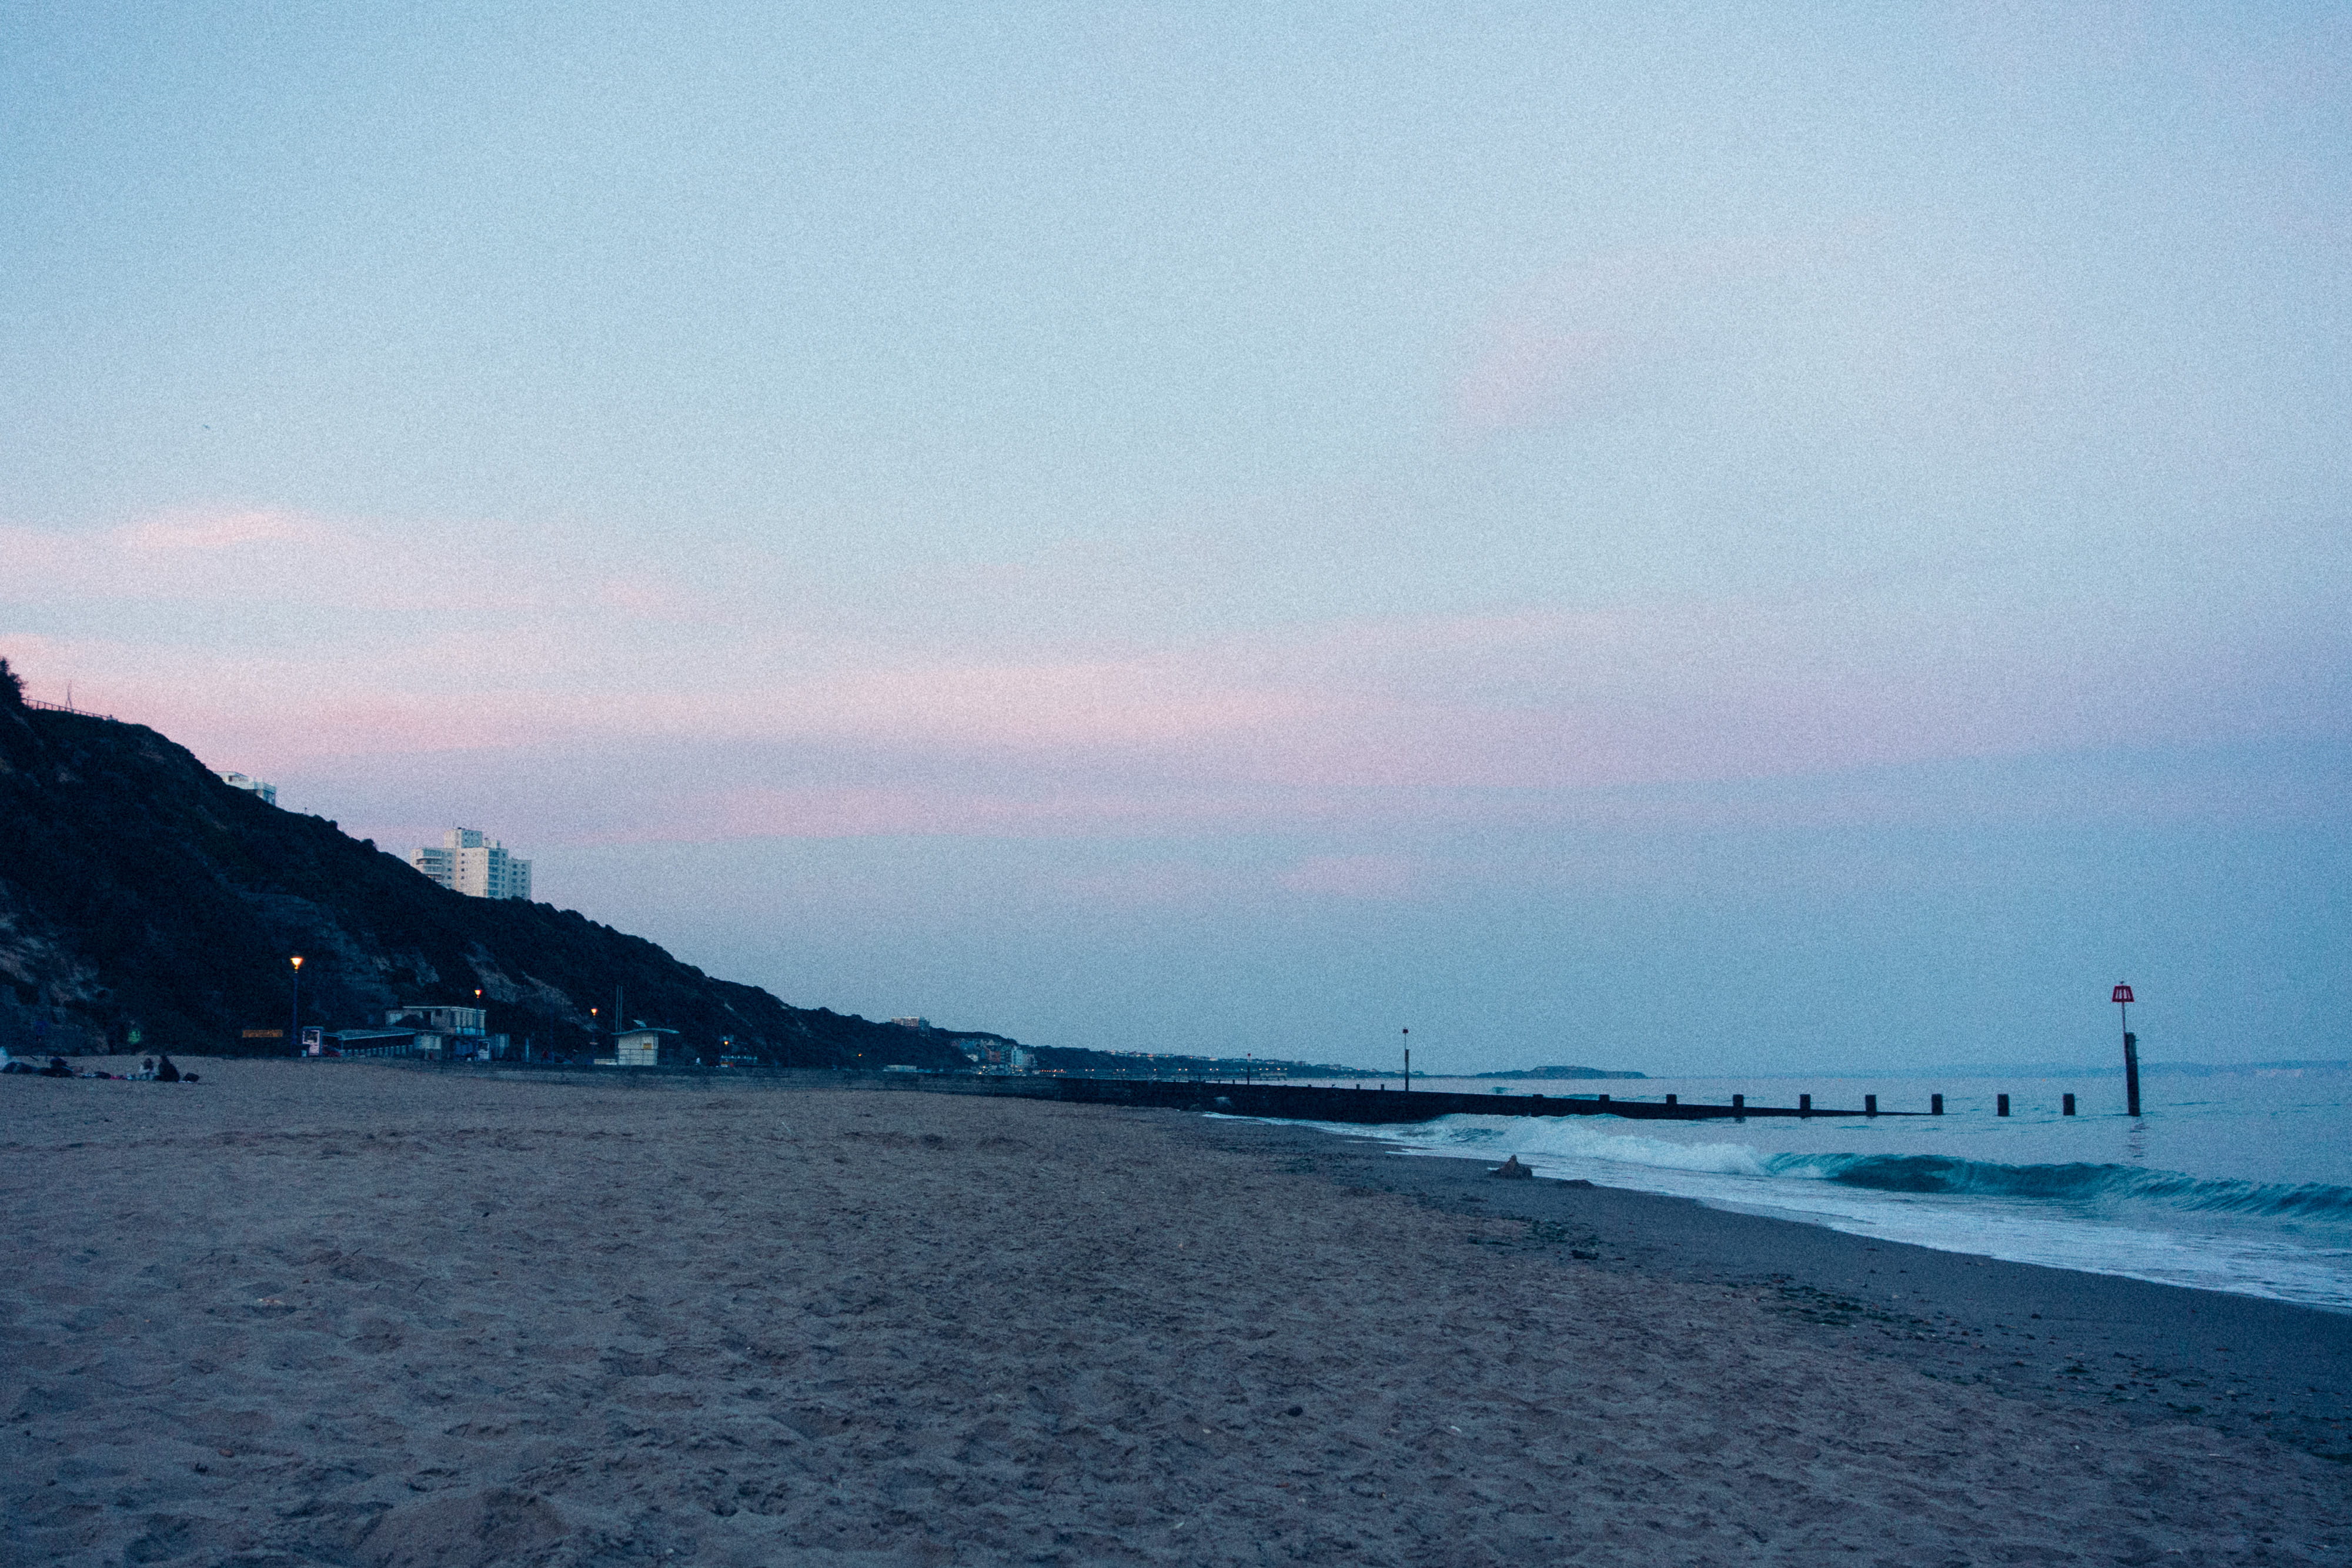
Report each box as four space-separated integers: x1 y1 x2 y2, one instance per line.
1362 1114 1776 1177
1775 1151 2352 1221
1347 1114 2352 1228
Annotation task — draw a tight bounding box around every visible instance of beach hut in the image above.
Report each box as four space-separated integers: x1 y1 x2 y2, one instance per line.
612 1026 677 1067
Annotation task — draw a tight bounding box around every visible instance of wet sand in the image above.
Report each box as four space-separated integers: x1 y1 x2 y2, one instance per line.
3 1060 2347 1566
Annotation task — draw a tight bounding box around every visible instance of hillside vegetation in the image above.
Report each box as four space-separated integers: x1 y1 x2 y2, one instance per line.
0 663 962 1068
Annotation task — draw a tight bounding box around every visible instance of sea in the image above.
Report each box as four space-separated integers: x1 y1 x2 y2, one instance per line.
1264 1069 2352 1313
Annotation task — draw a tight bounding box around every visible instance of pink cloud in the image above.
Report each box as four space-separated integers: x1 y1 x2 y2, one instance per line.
12 578 2331 823
764 660 1322 749
0 507 727 621
10 492 2340 850
594 575 694 617
121 508 313 552
700 784 1236 840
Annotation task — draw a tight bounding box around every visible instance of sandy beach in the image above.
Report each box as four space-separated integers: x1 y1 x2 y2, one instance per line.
4 1061 2347 1566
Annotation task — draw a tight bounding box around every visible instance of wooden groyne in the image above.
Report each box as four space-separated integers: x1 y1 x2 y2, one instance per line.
914 1076 1919 1124
410 1059 1931 1122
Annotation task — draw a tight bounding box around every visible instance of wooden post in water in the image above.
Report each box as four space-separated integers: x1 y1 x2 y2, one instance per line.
2113 984 2140 1117
1732 1093 1744 1116
1865 1094 1877 1116
2063 1093 2076 1115
1799 1093 1812 1116
1997 1094 2010 1116
1931 1093 1944 1115
1665 1094 1677 1106
1401 1027 1409 1095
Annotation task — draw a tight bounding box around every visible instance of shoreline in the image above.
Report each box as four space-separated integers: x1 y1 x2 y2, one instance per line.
1165 1111 2352 1465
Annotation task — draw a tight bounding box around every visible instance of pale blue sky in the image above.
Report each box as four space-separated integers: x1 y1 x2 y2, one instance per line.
5 5 2347 1069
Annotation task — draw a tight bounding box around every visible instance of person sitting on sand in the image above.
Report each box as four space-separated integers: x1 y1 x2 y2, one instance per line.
153 1055 181 1083
132 1057 156 1081
40 1055 74 1077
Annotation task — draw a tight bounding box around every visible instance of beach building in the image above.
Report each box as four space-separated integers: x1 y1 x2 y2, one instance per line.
373 1005 506 1060
325 1027 439 1058
410 828 532 900
215 771 278 805
613 1026 677 1067
387 1005 486 1035
333 1030 510 1062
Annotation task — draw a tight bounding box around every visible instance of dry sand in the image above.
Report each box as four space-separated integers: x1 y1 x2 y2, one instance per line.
3 1060 2347 1566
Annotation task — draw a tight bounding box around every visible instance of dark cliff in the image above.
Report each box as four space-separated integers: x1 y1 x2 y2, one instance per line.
0 666 965 1067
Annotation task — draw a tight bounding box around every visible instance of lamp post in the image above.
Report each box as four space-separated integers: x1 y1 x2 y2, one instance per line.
289 955 303 1057
1402 1027 1410 1094
2113 982 2140 1117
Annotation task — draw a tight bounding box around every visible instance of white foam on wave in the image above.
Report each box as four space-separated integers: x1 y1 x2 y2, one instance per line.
1372 1112 1776 1178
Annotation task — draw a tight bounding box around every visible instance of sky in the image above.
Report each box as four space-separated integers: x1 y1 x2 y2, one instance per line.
4 4 2347 1074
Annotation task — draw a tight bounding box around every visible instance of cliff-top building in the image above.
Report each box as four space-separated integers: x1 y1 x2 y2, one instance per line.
215 771 277 805
410 828 532 901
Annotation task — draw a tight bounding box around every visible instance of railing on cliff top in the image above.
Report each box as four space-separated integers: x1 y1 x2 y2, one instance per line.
22 698 119 721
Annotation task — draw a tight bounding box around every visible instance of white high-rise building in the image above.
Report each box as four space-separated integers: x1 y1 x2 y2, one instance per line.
216 771 278 805
411 828 533 901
